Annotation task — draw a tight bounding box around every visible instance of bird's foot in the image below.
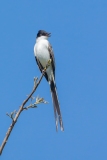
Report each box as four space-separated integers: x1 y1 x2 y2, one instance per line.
42 59 52 73
46 59 52 68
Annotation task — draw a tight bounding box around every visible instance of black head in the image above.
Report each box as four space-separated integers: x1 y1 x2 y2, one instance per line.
36 30 51 38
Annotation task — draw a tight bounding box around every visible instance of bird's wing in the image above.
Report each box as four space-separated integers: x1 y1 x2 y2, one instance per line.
48 43 55 77
35 56 48 81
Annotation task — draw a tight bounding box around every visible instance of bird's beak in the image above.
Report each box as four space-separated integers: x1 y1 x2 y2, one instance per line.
47 32 51 37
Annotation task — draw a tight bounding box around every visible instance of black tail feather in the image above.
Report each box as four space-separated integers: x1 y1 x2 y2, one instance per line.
50 80 64 131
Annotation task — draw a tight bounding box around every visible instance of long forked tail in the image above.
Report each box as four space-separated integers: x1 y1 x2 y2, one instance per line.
50 80 64 131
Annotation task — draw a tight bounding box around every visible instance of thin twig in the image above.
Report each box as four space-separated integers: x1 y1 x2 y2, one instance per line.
0 73 44 155
0 59 51 155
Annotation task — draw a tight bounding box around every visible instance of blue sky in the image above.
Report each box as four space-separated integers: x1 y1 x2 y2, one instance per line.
0 0 107 159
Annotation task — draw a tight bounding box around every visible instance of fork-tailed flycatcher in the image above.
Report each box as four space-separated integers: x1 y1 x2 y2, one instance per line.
34 30 64 131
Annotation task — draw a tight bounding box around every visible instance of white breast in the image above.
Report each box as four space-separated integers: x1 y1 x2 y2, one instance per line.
34 37 53 81
34 39 50 68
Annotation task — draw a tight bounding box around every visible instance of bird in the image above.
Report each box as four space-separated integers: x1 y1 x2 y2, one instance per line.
34 30 64 131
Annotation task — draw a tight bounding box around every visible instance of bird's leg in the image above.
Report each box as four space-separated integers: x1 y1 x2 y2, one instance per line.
42 59 52 73
46 59 52 68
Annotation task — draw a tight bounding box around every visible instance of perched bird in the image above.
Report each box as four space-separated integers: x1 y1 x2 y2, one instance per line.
34 30 64 131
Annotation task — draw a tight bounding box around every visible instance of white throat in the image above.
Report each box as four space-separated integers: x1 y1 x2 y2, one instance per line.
36 36 48 42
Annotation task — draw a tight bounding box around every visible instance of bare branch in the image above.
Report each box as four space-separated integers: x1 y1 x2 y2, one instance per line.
23 96 48 110
6 110 16 119
0 59 51 155
0 73 44 155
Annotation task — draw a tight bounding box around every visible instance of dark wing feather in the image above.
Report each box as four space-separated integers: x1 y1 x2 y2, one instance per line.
35 57 48 81
48 43 55 77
